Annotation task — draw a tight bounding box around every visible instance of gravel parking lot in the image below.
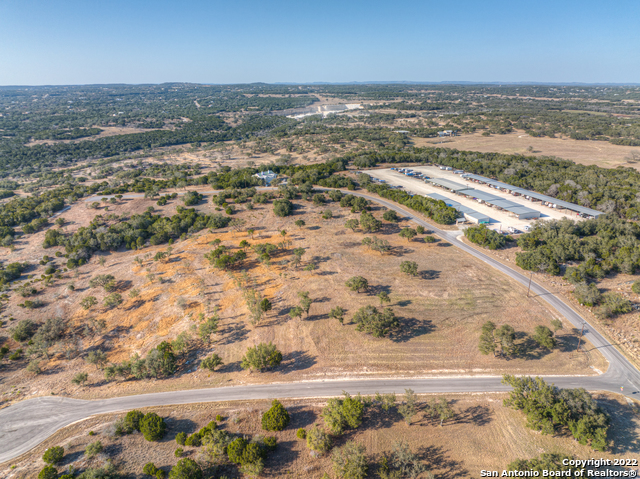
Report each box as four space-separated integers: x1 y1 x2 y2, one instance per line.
363 167 587 231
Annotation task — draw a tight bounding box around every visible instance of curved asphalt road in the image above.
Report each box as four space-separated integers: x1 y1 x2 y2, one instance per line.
2 188 639 463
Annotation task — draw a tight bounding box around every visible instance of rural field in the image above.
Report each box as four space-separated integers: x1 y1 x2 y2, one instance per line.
413 131 640 170
0 191 603 404
3 392 638 478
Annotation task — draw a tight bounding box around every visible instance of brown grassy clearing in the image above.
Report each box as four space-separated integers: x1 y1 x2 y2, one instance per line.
2 392 638 478
412 131 640 170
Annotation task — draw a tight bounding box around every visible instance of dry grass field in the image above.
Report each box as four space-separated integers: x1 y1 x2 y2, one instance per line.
3 392 638 478
0 192 605 405
413 131 640 170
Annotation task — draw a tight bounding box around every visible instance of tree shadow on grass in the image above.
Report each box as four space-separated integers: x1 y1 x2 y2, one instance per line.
218 360 243 374
279 351 317 374
515 332 552 360
453 403 493 427
166 417 198 435
417 444 468 479
265 439 301 476
420 269 441 280
217 322 249 345
598 397 640 455
391 317 435 343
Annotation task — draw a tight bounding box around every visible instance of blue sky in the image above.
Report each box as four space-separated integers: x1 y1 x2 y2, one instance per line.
1 0 638 85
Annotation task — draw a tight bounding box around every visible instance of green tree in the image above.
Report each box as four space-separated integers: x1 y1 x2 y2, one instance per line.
89 274 116 291
382 210 399 222
72 372 89 387
227 437 247 464
496 325 518 356
201 353 223 371
140 413 167 441
298 291 313 317
352 305 399 338
273 199 293 217
359 211 381 233
306 425 332 454
399 261 418 277
345 276 369 293
262 400 291 431
85 440 103 459
288 306 304 319
345 219 359 232
103 293 123 309
86 350 108 370
377 291 390 306
38 466 58 479
198 315 219 344
332 441 368 479
533 325 557 350
81 296 98 310
123 410 144 433
295 219 306 229
241 342 283 371
43 446 64 465
329 306 346 324
398 389 418 425
169 458 203 479
322 394 364 435
399 228 417 242
478 321 497 356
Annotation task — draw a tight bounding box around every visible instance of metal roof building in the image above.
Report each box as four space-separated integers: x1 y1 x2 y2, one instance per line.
461 173 603 218
427 193 491 224
426 178 474 193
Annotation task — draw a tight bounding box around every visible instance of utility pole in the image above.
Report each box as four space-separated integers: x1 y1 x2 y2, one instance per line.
572 321 586 358
526 271 533 297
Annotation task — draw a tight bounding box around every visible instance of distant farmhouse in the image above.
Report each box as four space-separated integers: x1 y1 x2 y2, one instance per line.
254 169 278 185
438 130 457 137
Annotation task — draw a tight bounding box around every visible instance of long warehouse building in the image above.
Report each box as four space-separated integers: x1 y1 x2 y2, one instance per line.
425 178 541 220
461 173 603 218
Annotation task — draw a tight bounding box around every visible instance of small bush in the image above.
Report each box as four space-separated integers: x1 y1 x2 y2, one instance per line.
42 446 64 464
85 440 103 458
38 466 58 479
215 414 224 422
175 432 187 445
423 235 437 243
261 400 291 431
124 410 144 433
140 413 167 441
297 428 307 439
175 448 184 458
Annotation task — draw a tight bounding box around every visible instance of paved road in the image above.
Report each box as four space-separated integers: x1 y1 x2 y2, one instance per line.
2 187 639 463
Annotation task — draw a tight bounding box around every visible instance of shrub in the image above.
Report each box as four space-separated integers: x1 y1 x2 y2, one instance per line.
185 432 202 447
215 414 224 422
200 353 223 371
124 410 144 433
241 342 282 371
12 319 36 342
227 437 247 464
175 432 187 445
175 448 184 458
169 458 202 479
332 441 368 479
140 413 167 441
38 466 58 479
42 446 64 464
573 282 601 307
297 428 307 439
423 235 437 243
632 281 640 295
103 293 123 309
382 209 399 222
306 425 332 454
464 224 505 249
262 399 291 431
352 305 399 338
84 440 103 458
264 436 277 451
399 260 418 276
416 225 425 234
273 199 293 217
143 463 160 476
81 296 98 310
